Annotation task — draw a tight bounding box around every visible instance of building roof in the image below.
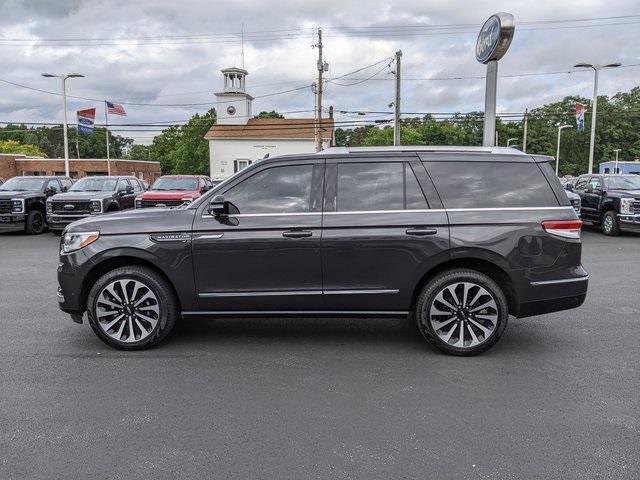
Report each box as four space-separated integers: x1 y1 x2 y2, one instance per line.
205 118 334 140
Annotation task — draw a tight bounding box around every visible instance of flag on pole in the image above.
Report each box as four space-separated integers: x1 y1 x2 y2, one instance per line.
77 108 96 135
575 103 585 133
106 101 127 116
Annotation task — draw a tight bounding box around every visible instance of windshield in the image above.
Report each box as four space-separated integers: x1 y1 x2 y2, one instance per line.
151 178 198 191
605 176 640 190
0 177 45 191
70 177 117 192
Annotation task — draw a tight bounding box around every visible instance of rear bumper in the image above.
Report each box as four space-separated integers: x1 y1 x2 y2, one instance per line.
618 214 640 232
0 213 26 231
515 273 589 318
47 213 91 230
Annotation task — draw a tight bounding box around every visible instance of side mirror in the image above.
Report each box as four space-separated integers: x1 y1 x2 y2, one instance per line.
126 185 134 194
564 183 574 192
200 186 208 194
208 194 228 217
585 186 593 194
61 186 68 192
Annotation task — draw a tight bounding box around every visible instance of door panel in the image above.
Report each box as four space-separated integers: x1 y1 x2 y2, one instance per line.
192 160 324 311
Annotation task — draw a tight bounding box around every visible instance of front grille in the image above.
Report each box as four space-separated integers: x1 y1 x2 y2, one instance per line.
0 199 11 214
570 199 581 213
51 201 93 214
139 200 183 208
632 200 640 214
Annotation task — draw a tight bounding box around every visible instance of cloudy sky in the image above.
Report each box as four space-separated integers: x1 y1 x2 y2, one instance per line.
0 0 639 143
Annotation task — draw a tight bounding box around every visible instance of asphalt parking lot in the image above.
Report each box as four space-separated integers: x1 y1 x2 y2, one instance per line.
0 229 638 480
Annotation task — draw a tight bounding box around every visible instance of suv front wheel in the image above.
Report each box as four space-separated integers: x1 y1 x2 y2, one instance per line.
86 266 178 350
416 269 509 356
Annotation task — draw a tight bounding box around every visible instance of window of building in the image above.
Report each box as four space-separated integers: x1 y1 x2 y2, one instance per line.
425 161 559 209
224 164 314 214
234 159 252 173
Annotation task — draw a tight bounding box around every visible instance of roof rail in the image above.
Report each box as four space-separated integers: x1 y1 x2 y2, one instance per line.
320 145 528 156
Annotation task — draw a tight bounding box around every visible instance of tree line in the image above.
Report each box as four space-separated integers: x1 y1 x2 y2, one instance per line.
2 87 640 177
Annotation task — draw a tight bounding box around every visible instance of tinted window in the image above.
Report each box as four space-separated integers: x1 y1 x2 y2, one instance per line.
131 179 142 193
405 164 428 209
47 180 61 193
574 176 588 190
426 161 559 208
589 177 602 190
337 162 404 211
224 164 314 214
116 179 130 192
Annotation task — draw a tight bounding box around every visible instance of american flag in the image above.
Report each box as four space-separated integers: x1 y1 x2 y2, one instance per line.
106 101 127 116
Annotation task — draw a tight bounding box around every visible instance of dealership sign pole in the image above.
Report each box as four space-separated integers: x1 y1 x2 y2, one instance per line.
476 13 515 147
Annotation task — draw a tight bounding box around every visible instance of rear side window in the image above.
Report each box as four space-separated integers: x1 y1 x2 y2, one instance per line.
336 162 428 211
426 161 559 209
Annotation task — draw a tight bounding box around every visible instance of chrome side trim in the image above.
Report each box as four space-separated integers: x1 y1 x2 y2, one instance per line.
198 290 322 298
324 209 433 215
445 206 574 212
323 289 399 295
182 310 409 316
196 233 224 240
202 212 321 218
530 275 589 286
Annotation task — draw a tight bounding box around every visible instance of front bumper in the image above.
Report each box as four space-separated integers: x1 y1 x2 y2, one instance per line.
618 213 640 232
57 247 94 315
0 213 26 231
47 213 91 231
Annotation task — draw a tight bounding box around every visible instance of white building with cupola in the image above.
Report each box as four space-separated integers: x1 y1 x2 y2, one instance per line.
205 67 333 181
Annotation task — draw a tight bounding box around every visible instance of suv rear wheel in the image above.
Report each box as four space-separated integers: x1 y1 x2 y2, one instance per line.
86 266 178 350
416 269 508 356
601 211 620 236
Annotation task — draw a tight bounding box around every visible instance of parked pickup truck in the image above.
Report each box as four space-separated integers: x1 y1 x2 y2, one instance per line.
47 176 144 233
568 174 640 235
135 175 213 209
0 176 73 234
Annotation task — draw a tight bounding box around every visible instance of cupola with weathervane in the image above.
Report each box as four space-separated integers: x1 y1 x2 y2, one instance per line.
215 67 254 125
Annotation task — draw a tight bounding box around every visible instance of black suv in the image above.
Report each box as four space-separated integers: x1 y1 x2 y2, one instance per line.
0 176 73 234
57 147 588 355
569 174 640 235
47 175 143 233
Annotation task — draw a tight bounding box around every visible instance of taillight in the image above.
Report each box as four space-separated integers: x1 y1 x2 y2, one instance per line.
542 220 583 239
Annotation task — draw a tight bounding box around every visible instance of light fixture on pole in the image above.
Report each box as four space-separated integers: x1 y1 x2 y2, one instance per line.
573 62 621 174
42 73 84 177
506 137 518 147
613 148 621 174
555 125 573 176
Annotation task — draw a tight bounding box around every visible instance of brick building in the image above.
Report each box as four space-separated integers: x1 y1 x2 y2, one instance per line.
0 153 161 183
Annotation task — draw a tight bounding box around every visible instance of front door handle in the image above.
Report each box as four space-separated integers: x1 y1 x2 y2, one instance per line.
406 227 438 236
282 230 312 238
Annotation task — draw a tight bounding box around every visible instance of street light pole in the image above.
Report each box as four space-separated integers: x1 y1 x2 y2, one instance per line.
574 62 621 174
42 73 84 177
555 124 573 176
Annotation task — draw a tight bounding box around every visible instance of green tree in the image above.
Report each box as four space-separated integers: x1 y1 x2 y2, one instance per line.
255 110 284 119
0 139 47 157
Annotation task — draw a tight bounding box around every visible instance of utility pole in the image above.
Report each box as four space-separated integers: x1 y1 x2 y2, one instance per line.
393 50 402 146
613 148 621 174
555 125 573 176
522 109 528 152
314 28 324 152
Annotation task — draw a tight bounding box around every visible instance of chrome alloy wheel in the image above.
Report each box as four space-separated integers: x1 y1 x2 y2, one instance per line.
603 215 613 234
429 282 499 349
95 278 160 343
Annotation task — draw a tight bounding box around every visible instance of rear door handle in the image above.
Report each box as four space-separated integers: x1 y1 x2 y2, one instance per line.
405 228 438 236
282 230 313 238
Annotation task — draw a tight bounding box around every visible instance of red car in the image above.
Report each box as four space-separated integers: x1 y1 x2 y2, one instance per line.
135 175 213 208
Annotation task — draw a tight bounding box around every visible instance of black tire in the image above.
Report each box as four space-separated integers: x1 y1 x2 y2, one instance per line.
86 266 178 350
24 210 45 234
415 269 509 356
601 211 620 236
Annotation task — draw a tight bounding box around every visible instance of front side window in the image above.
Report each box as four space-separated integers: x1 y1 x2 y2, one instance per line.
336 162 428 212
224 164 314 214
574 176 589 190
589 177 602 190
426 161 559 209
70 177 117 192
47 180 61 193
131 179 142 193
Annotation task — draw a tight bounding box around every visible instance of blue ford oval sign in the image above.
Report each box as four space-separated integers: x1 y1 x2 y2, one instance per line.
476 13 515 64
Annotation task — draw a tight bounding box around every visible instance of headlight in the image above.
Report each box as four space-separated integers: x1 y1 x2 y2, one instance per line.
620 198 633 214
46 201 52 213
181 197 193 204
61 231 100 254
135 199 142 208
90 200 102 213
11 199 24 213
